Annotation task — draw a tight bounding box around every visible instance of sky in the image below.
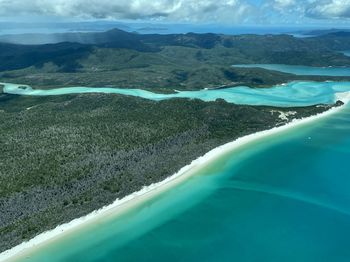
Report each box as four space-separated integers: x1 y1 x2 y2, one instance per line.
0 0 350 27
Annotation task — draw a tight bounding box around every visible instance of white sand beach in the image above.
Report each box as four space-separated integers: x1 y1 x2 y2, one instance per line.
1 91 349 262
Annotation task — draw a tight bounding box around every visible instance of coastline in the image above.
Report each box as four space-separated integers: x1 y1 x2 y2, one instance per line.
1 91 350 262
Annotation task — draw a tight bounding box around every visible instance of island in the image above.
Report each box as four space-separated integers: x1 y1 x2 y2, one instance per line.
1 28 350 257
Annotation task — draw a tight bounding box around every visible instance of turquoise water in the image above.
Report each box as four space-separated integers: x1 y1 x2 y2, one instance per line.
11 102 350 262
341 51 350 57
2 81 350 107
233 64 350 76
2 74 350 261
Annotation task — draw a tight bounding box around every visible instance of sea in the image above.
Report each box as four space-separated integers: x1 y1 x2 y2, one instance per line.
2 65 350 262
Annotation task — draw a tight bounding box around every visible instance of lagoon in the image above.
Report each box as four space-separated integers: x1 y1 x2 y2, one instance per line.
2 81 350 107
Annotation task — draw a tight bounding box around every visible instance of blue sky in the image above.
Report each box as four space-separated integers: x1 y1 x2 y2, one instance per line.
0 0 349 27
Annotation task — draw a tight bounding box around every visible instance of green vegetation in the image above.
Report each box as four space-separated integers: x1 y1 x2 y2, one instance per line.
1 30 350 91
0 93 338 252
0 29 349 252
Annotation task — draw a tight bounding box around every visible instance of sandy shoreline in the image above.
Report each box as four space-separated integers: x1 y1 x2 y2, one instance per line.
1 91 350 262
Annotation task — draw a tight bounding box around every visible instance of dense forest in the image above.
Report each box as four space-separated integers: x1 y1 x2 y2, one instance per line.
1 29 350 90
0 92 340 252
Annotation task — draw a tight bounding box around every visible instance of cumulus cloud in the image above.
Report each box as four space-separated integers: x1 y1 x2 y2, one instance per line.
266 0 350 20
261 0 305 23
2 0 349 24
0 0 256 23
306 0 350 19
272 0 296 10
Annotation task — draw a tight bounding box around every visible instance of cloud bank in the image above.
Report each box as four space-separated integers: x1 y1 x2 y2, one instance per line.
306 0 350 19
270 0 350 20
0 0 349 24
0 0 256 23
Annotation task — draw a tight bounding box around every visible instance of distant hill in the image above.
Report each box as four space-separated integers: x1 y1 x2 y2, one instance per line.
1 28 350 90
310 31 350 50
0 42 92 72
2 28 350 52
0 29 154 52
324 31 350 37
293 28 350 37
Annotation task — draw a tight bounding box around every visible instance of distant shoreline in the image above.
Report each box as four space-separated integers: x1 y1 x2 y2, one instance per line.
1 91 349 262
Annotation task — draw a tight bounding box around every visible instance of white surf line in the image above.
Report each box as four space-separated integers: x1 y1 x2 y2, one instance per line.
1 91 350 262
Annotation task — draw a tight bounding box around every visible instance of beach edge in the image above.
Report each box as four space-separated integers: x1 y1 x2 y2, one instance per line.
1 91 350 262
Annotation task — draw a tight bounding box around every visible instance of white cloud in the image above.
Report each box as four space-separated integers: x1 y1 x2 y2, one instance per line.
266 0 350 20
261 0 306 23
273 0 296 10
0 0 256 23
2 0 349 24
306 0 350 19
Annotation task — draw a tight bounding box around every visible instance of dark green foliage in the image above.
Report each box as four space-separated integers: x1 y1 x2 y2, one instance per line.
0 93 335 252
0 42 92 72
223 69 238 81
2 30 350 91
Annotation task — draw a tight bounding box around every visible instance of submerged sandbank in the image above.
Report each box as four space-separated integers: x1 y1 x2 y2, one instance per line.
2 81 350 107
1 91 350 262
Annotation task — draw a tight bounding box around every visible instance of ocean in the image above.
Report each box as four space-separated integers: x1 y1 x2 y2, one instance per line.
3 65 350 261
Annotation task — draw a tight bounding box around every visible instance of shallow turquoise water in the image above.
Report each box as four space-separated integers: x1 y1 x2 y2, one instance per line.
2 81 350 107
12 103 350 262
233 64 350 76
341 50 350 57
2 74 350 261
